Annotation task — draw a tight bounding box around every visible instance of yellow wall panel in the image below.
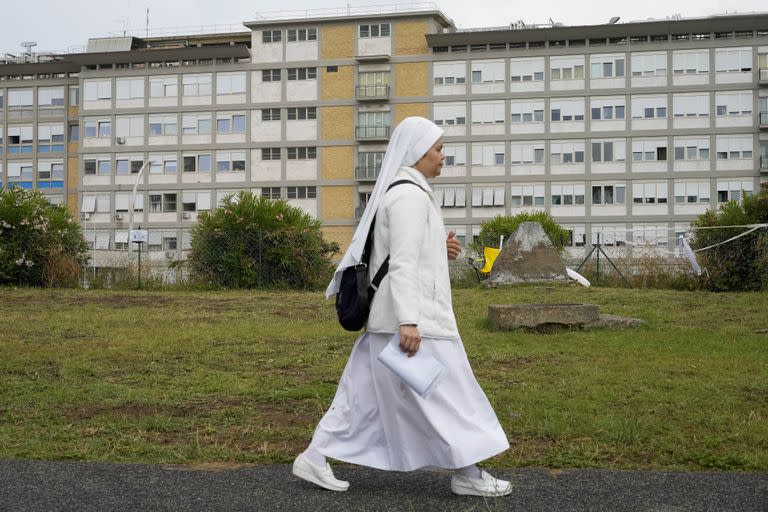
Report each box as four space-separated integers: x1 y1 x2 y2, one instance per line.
321 186 355 221
394 103 429 126
321 64 354 100
394 20 430 56
321 146 354 180
321 106 355 140
321 24 356 59
67 156 79 214
394 62 428 97
322 225 355 254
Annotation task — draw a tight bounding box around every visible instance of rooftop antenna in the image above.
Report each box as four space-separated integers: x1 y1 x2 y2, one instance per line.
145 8 149 38
20 41 37 54
608 16 620 24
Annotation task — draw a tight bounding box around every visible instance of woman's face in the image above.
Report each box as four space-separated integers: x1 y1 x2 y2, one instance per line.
413 138 445 179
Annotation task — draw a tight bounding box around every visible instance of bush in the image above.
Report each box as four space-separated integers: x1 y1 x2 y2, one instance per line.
187 191 340 289
690 186 768 291
0 188 89 287
468 212 571 255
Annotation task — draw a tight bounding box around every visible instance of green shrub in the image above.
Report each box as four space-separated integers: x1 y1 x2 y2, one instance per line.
469 212 571 255
186 191 339 289
0 188 89 287
690 186 768 291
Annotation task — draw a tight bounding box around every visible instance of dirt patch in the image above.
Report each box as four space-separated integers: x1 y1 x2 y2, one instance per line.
64 295 175 309
64 398 249 422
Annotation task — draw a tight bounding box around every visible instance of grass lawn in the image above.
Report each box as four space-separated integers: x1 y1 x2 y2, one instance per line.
0 285 766 471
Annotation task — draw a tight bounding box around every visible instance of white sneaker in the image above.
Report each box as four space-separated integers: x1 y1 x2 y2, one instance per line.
451 470 513 497
292 452 350 492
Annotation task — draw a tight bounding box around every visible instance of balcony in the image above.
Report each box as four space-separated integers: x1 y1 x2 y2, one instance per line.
760 111 768 129
761 155 768 172
355 84 390 101
354 166 381 181
355 125 390 141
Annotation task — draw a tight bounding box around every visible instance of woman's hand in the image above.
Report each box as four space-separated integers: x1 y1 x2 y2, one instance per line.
446 230 462 260
399 324 421 357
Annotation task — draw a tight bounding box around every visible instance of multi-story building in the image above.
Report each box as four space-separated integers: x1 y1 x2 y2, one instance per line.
1 5 767 267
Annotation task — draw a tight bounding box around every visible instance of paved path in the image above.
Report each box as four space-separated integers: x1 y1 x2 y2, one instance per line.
1 459 766 511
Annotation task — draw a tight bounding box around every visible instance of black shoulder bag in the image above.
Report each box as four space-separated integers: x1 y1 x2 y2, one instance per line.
335 180 426 331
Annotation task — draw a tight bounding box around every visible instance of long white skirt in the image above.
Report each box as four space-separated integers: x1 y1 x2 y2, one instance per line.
310 332 509 471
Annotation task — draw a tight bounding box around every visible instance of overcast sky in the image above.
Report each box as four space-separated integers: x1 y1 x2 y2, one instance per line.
2 0 766 54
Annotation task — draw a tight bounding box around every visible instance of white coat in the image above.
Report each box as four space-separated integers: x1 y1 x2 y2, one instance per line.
365 166 459 339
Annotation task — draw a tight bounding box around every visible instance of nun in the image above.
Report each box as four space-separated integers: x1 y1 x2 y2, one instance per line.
293 117 512 497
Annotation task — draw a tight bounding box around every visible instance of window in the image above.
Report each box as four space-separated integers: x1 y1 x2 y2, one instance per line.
715 91 753 116
591 184 626 205
115 192 144 212
37 124 65 152
148 114 177 136
8 90 33 107
561 225 587 246
262 69 281 82
672 50 709 74
434 186 467 208
550 98 585 122
550 141 585 164
632 224 669 247
116 77 144 99
510 57 544 82
358 111 390 131
182 73 212 96
38 87 65 111
261 187 282 199
83 155 111 176
287 146 317 160
287 107 317 120
551 183 585 206
262 30 282 43
433 62 466 85
715 48 752 72
470 60 505 83
631 95 667 119
633 182 668 204
674 181 710 204
510 185 545 207
471 101 505 124
716 135 753 160
149 193 177 213
181 191 212 211
433 102 466 126
673 94 710 117
148 153 177 174
471 143 505 166
262 108 281 121
631 52 667 76
286 186 317 199
287 67 317 80
287 28 317 42
149 75 178 97
83 79 111 100
357 151 384 176
359 23 390 38
181 112 212 135
115 115 145 139
471 185 506 207
674 137 710 161
510 143 545 165
510 100 545 123
217 72 246 95
262 147 281 161
6 161 34 188
216 151 246 172
182 153 212 173
116 155 145 175
81 194 111 214
443 144 466 166
550 56 585 80
7 126 33 153
69 124 79 142
35 159 64 189
717 180 754 203
632 140 668 161
591 140 626 162
216 112 246 134
590 97 626 120
590 54 625 78
68 86 79 106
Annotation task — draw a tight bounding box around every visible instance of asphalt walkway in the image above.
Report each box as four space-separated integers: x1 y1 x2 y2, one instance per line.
0 459 766 511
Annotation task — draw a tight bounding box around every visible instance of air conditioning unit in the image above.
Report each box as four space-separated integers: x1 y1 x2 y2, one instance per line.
81 212 90 220
116 136 126 145
182 211 191 219
165 251 176 259
115 213 124 221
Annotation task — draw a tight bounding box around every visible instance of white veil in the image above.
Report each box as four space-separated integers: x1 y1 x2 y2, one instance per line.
325 116 444 298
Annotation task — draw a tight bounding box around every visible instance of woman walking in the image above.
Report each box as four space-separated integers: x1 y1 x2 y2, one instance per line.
293 117 511 497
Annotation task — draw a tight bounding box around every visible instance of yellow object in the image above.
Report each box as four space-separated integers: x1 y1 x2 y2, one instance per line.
478 247 500 275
